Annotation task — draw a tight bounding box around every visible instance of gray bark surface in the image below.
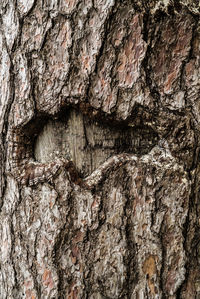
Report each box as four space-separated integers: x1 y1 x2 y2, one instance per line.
0 0 199 298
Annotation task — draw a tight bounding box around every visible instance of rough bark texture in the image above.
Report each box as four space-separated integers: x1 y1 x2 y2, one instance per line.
0 0 200 298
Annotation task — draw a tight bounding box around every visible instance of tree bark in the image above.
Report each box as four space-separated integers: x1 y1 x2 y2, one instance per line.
0 0 199 298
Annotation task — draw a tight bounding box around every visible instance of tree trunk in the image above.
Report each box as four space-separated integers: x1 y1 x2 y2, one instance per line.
0 0 199 298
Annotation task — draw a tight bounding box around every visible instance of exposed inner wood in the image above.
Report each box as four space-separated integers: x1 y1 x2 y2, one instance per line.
34 109 158 176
